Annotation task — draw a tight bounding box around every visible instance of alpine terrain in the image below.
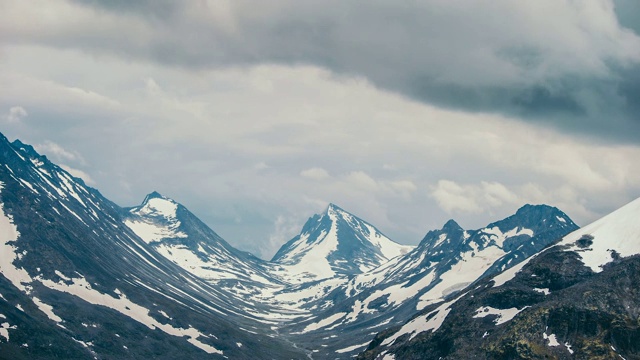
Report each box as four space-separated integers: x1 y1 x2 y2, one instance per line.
0 132 637 360
359 197 640 360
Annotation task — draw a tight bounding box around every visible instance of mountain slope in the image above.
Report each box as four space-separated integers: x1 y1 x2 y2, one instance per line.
277 204 578 358
359 197 640 360
124 191 278 286
272 204 413 282
0 134 305 359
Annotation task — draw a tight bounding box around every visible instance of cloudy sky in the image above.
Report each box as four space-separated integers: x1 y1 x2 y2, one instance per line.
1 0 639 259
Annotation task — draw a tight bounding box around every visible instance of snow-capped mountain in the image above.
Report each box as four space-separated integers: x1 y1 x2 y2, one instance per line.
124 191 277 286
284 204 578 358
0 134 305 359
272 203 413 282
360 197 640 360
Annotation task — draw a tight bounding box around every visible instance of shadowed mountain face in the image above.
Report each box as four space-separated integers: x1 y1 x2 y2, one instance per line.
0 133 602 359
0 134 304 359
358 198 640 360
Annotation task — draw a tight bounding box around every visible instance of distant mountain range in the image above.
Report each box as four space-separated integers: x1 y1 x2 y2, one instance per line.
0 132 638 359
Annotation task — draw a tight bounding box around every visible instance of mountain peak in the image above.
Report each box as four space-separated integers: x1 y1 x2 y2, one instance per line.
513 204 569 221
11 139 45 160
271 205 413 280
483 203 577 233
326 202 347 215
144 190 166 202
132 191 180 220
442 219 462 232
516 203 554 214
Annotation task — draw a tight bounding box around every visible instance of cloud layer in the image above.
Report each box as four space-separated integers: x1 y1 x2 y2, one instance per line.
3 0 639 142
1 0 639 258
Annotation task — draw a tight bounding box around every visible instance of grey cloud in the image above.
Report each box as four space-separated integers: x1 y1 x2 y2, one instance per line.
7 1 640 144
70 0 179 19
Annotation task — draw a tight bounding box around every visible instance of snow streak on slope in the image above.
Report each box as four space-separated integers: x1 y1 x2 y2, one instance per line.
38 275 222 354
382 292 468 346
0 182 31 294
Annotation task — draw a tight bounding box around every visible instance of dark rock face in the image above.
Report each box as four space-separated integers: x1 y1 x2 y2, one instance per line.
358 243 640 360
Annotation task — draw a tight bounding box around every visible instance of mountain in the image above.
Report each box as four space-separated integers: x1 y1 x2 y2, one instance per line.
124 191 278 286
359 197 640 360
0 134 305 359
274 204 578 358
271 203 413 282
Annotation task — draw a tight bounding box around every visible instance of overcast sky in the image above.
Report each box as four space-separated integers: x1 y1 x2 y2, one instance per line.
1 0 639 259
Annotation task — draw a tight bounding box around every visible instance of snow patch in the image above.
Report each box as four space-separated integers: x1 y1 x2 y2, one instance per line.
473 306 529 325
300 312 346 333
32 297 63 322
418 245 506 309
533 288 550 295
37 274 223 355
335 341 370 354
0 319 17 341
124 219 186 243
543 331 560 346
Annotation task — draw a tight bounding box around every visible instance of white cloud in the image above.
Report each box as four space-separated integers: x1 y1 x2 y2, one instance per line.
266 215 303 259
431 180 484 214
35 141 85 164
345 171 379 192
6 106 27 123
59 164 96 185
431 180 522 215
300 167 330 181
482 182 519 208
254 162 270 171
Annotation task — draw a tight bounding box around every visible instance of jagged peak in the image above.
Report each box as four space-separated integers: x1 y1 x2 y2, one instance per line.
442 219 463 232
139 191 181 207
10 139 46 160
131 191 180 218
479 203 577 232
326 202 346 215
144 191 166 201
512 204 571 220
515 203 556 214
